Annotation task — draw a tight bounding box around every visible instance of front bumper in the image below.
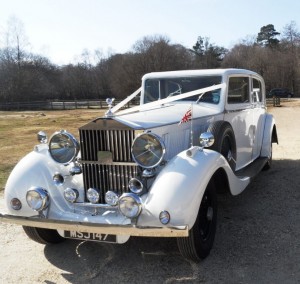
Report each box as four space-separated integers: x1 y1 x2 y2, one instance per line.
0 212 189 237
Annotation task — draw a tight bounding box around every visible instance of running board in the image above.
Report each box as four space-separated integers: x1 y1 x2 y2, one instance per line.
235 157 268 179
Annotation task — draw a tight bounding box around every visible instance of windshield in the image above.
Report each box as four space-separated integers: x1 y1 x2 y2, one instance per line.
144 76 222 104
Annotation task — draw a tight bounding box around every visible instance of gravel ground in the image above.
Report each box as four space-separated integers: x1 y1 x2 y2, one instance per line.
0 105 299 284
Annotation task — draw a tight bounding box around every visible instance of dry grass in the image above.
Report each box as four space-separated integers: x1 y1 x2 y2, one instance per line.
0 109 105 190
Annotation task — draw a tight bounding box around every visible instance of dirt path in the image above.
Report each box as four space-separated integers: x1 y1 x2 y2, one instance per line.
0 105 299 284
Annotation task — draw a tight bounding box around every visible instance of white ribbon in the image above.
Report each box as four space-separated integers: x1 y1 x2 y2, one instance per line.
109 83 225 116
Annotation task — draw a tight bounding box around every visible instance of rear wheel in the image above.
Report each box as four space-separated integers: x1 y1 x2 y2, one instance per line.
23 226 65 244
177 180 217 262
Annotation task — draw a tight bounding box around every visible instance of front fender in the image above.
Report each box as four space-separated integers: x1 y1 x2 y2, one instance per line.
138 147 250 229
4 145 84 216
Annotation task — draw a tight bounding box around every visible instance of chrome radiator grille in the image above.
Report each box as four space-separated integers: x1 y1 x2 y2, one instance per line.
80 129 135 162
79 125 138 203
82 163 138 203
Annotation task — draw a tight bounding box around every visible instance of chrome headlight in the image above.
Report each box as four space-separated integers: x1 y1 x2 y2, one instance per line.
131 133 165 168
49 130 79 164
26 187 49 211
118 193 142 218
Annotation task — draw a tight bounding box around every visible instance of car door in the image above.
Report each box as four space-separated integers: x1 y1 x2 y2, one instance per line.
224 75 254 170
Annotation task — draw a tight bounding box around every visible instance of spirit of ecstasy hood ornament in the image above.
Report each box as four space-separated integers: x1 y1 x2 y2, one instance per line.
105 98 115 117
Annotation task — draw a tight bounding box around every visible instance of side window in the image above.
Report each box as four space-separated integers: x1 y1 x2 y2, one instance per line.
253 78 262 102
228 77 249 104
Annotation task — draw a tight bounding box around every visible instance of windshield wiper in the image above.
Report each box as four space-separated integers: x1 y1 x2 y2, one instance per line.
168 88 182 97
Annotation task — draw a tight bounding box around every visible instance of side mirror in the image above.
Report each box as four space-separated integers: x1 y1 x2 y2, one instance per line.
199 132 214 148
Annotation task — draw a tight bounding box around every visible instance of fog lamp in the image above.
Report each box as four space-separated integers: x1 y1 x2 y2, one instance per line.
159 210 170 225
26 187 49 211
105 191 119 206
64 188 79 203
128 178 143 194
87 188 100 204
118 193 142 218
10 198 22 210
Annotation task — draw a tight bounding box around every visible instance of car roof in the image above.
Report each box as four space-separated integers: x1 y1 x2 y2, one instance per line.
142 68 259 80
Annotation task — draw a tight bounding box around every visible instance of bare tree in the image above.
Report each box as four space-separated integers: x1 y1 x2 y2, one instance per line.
4 16 30 67
0 16 62 102
279 21 300 93
2 18 300 104
0 16 29 101
281 21 300 48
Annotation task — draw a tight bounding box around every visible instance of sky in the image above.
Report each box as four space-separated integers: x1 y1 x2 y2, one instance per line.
0 0 299 65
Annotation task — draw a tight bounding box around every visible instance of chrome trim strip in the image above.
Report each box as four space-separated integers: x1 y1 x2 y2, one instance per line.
73 202 118 209
225 108 251 113
0 213 189 237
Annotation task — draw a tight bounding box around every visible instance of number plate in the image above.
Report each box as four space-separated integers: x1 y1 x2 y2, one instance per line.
64 231 117 243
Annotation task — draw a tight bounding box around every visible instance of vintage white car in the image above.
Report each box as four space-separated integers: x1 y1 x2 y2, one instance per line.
0 69 278 262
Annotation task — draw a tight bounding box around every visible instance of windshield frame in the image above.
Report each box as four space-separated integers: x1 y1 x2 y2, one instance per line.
143 75 222 105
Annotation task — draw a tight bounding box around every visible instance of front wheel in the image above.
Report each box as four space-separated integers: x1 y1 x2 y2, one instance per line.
23 226 65 244
177 180 217 262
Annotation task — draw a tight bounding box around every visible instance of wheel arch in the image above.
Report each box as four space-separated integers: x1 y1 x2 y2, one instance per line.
212 167 230 194
261 113 277 157
272 124 278 144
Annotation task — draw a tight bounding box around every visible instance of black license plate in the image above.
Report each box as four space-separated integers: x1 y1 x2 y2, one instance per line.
64 231 117 243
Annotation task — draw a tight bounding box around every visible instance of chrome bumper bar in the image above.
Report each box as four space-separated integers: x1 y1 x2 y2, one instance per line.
0 213 189 237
